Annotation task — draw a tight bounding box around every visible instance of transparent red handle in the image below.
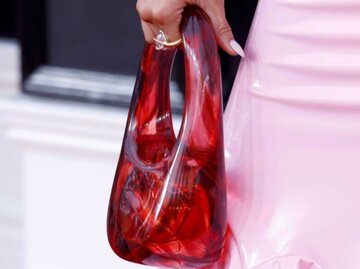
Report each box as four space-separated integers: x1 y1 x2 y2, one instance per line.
107 6 227 268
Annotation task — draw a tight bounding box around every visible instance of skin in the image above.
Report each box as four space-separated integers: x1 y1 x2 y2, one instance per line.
136 0 237 55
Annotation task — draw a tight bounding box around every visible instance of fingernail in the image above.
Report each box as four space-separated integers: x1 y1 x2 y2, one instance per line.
230 40 245 57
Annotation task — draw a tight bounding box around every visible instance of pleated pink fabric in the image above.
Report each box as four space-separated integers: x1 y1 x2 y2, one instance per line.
224 0 360 268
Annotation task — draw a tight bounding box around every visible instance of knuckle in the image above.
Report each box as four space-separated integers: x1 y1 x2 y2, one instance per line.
135 1 141 12
136 2 152 21
216 21 232 35
135 1 143 13
137 2 170 25
152 7 170 25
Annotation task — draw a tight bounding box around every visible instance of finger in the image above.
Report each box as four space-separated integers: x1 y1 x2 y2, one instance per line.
137 0 184 43
142 19 182 48
141 20 157 43
155 4 183 42
151 9 182 43
198 0 242 56
141 19 181 49
159 21 182 44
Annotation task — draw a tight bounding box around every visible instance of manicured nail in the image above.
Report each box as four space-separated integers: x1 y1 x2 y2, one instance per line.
230 40 245 57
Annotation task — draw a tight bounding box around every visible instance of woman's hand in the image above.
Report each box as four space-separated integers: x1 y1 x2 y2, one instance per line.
136 0 244 56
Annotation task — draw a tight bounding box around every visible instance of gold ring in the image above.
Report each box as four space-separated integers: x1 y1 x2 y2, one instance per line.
154 30 182 50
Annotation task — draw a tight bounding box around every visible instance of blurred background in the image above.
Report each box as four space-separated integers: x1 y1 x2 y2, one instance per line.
0 0 257 268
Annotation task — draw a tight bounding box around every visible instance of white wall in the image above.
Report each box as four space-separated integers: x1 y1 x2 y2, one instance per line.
0 39 23 269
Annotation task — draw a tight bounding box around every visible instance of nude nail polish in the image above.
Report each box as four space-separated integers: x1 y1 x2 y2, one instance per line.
230 40 245 57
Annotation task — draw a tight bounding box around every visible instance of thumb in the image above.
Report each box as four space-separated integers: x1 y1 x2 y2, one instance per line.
198 2 245 56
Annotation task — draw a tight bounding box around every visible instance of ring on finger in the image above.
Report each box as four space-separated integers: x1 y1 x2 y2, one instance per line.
153 30 182 50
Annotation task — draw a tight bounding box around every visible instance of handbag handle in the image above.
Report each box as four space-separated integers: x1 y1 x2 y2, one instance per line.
107 6 227 268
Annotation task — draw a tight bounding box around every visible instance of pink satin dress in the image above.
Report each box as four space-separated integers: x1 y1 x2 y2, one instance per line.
224 0 360 268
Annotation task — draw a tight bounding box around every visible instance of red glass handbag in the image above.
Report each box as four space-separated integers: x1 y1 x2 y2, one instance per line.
107 6 227 268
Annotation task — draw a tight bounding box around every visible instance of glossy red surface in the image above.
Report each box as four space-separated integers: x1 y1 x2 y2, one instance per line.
107 7 227 267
